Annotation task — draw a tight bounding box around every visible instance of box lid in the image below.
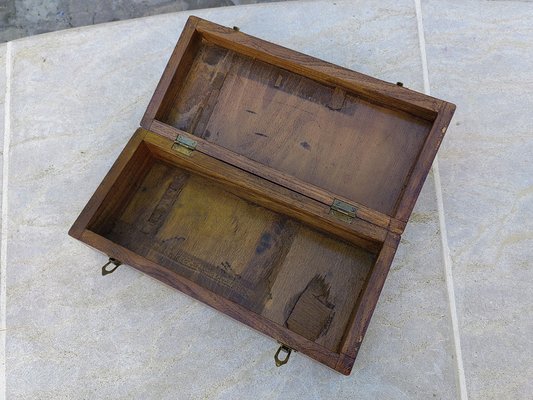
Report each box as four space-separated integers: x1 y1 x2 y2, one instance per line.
141 16 455 234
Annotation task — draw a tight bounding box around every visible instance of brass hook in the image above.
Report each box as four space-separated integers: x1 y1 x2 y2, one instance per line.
101 258 122 276
274 344 292 367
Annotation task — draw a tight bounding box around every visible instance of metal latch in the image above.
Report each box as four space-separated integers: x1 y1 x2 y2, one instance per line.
329 198 357 223
172 135 197 156
274 343 293 367
101 258 122 276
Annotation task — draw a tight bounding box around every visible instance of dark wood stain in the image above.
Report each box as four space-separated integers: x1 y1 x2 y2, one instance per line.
300 141 311 150
141 172 189 234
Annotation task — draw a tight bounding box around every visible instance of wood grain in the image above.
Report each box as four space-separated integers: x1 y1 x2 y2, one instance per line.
91 155 375 352
149 120 398 234
142 130 386 250
141 16 455 230
194 18 444 120
70 16 456 375
338 233 400 360
159 41 431 216
69 129 148 239
79 229 342 371
141 16 201 127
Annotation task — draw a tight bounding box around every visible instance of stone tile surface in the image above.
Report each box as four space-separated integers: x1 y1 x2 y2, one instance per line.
5 1 457 398
0 42 5 190
0 42 6 391
423 1 533 399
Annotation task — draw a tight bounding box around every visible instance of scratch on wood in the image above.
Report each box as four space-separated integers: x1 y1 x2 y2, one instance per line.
328 87 346 110
274 74 283 88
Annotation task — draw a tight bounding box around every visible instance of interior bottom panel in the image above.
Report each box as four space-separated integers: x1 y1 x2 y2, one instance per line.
91 157 376 352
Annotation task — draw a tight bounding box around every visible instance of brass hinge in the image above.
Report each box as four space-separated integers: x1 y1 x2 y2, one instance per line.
329 198 357 223
172 135 197 156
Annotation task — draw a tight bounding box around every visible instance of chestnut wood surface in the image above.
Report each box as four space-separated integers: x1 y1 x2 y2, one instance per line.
143 130 387 250
90 156 375 352
71 131 381 373
142 16 455 227
159 40 432 217
148 120 401 234
70 16 456 375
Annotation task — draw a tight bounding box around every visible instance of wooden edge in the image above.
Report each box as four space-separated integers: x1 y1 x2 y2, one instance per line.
142 130 386 250
68 129 148 238
140 16 200 129
336 353 356 376
149 120 394 232
389 218 406 234
194 17 444 121
78 229 341 371
394 102 456 222
337 232 400 365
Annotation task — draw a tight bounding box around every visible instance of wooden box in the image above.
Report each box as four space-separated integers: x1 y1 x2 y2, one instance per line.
69 16 455 375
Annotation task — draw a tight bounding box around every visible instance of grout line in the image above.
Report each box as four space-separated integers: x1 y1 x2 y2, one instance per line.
0 40 12 399
414 1 468 399
432 158 468 400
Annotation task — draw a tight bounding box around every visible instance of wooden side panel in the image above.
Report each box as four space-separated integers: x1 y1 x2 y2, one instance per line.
141 16 201 128
69 129 148 239
194 18 445 120
89 143 154 235
337 233 400 368
394 102 456 221
163 43 236 133
149 121 397 234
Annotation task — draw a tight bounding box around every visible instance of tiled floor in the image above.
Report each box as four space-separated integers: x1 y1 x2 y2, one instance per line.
422 1 533 398
1 1 532 399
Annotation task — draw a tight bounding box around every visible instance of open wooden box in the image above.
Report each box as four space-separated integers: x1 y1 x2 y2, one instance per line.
69 16 455 375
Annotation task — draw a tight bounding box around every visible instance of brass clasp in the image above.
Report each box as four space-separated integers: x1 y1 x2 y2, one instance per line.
274 344 292 367
101 258 122 276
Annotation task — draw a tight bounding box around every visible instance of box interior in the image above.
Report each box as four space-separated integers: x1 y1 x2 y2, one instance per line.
88 140 378 353
154 39 433 216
